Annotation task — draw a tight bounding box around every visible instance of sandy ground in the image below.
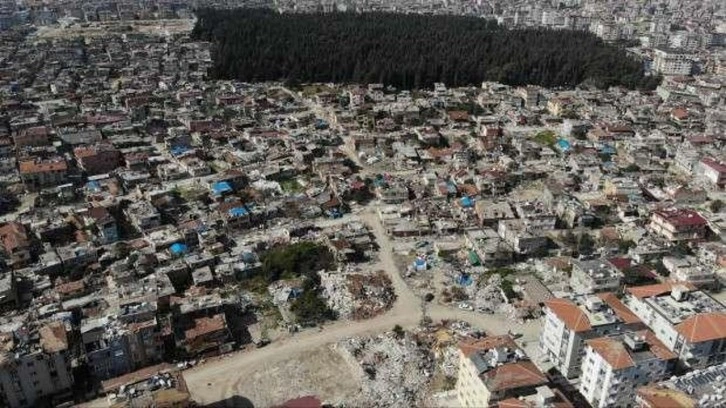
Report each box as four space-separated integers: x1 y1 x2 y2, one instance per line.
184 207 543 406
33 19 195 39
195 345 362 407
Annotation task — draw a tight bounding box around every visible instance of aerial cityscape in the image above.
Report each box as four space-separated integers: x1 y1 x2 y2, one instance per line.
0 0 725 408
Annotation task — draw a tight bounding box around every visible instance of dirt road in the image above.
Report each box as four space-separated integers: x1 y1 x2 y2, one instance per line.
184 209 542 406
185 90 543 405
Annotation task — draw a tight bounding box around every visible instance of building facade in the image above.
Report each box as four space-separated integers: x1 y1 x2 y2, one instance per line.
579 331 676 408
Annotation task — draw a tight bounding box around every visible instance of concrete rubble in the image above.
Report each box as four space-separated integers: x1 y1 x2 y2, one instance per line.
339 332 434 407
320 270 395 320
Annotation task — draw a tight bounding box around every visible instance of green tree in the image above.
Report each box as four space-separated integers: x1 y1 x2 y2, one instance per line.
710 200 724 213
290 278 336 325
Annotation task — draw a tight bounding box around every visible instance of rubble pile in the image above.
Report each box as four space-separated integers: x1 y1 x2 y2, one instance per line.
341 333 433 407
320 272 355 319
472 273 505 313
347 271 395 320
320 271 395 320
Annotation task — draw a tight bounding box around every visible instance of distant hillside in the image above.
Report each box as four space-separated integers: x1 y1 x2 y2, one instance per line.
192 9 661 90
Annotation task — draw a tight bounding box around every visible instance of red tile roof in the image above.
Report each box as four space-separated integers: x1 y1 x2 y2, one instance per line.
701 157 726 174
675 312 726 343
586 337 635 370
586 330 676 370
637 385 695 408
607 257 632 271
18 158 67 174
626 282 696 299
498 398 533 408
597 292 642 325
544 298 591 332
483 361 548 392
458 335 518 357
185 314 227 340
652 209 707 227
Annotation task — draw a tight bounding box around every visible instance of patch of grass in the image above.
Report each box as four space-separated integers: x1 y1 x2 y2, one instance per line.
533 130 558 147
238 275 270 294
280 178 304 193
177 185 207 201
484 267 516 279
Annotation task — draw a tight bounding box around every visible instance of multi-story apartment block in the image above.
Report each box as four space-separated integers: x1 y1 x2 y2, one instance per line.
456 335 548 407
18 157 68 189
539 293 644 378
579 330 676 408
696 157 726 188
570 259 624 295
648 208 709 242
0 322 74 408
637 362 726 408
653 48 694 76
624 282 726 369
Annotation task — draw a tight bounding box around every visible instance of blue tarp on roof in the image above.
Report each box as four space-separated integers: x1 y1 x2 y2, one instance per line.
314 119 329 129
241 252 256 263
170 243 188 255
456 273 473 286
600 145 616 155
170 145 190 156
212 181 233 195
228 207 249 217
557 139 571 151
86 180 101 192
460 196 474 208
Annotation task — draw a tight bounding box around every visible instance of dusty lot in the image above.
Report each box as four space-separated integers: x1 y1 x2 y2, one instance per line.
34 19 195 39
187 344 362 407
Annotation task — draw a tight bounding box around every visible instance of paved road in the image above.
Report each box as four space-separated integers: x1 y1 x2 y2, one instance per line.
184 207 542 405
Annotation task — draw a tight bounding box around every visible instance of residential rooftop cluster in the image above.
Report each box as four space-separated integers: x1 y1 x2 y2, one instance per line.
0 1 724 408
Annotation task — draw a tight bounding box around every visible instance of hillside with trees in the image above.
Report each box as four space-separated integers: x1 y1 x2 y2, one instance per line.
192 9 661 90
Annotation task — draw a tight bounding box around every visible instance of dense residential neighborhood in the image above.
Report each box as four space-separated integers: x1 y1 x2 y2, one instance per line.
0 0 724 407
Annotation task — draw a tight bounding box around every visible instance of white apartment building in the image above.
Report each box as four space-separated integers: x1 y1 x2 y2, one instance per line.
570 259 623 295
456 335 548 408
624 282 726 369
579 331 676 408
663 256 718 289
653 48 694 76
539 293 644 378
497 219 548 255
696 157 726 188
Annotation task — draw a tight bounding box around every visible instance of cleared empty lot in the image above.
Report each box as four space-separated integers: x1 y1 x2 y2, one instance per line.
186 344 362 407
